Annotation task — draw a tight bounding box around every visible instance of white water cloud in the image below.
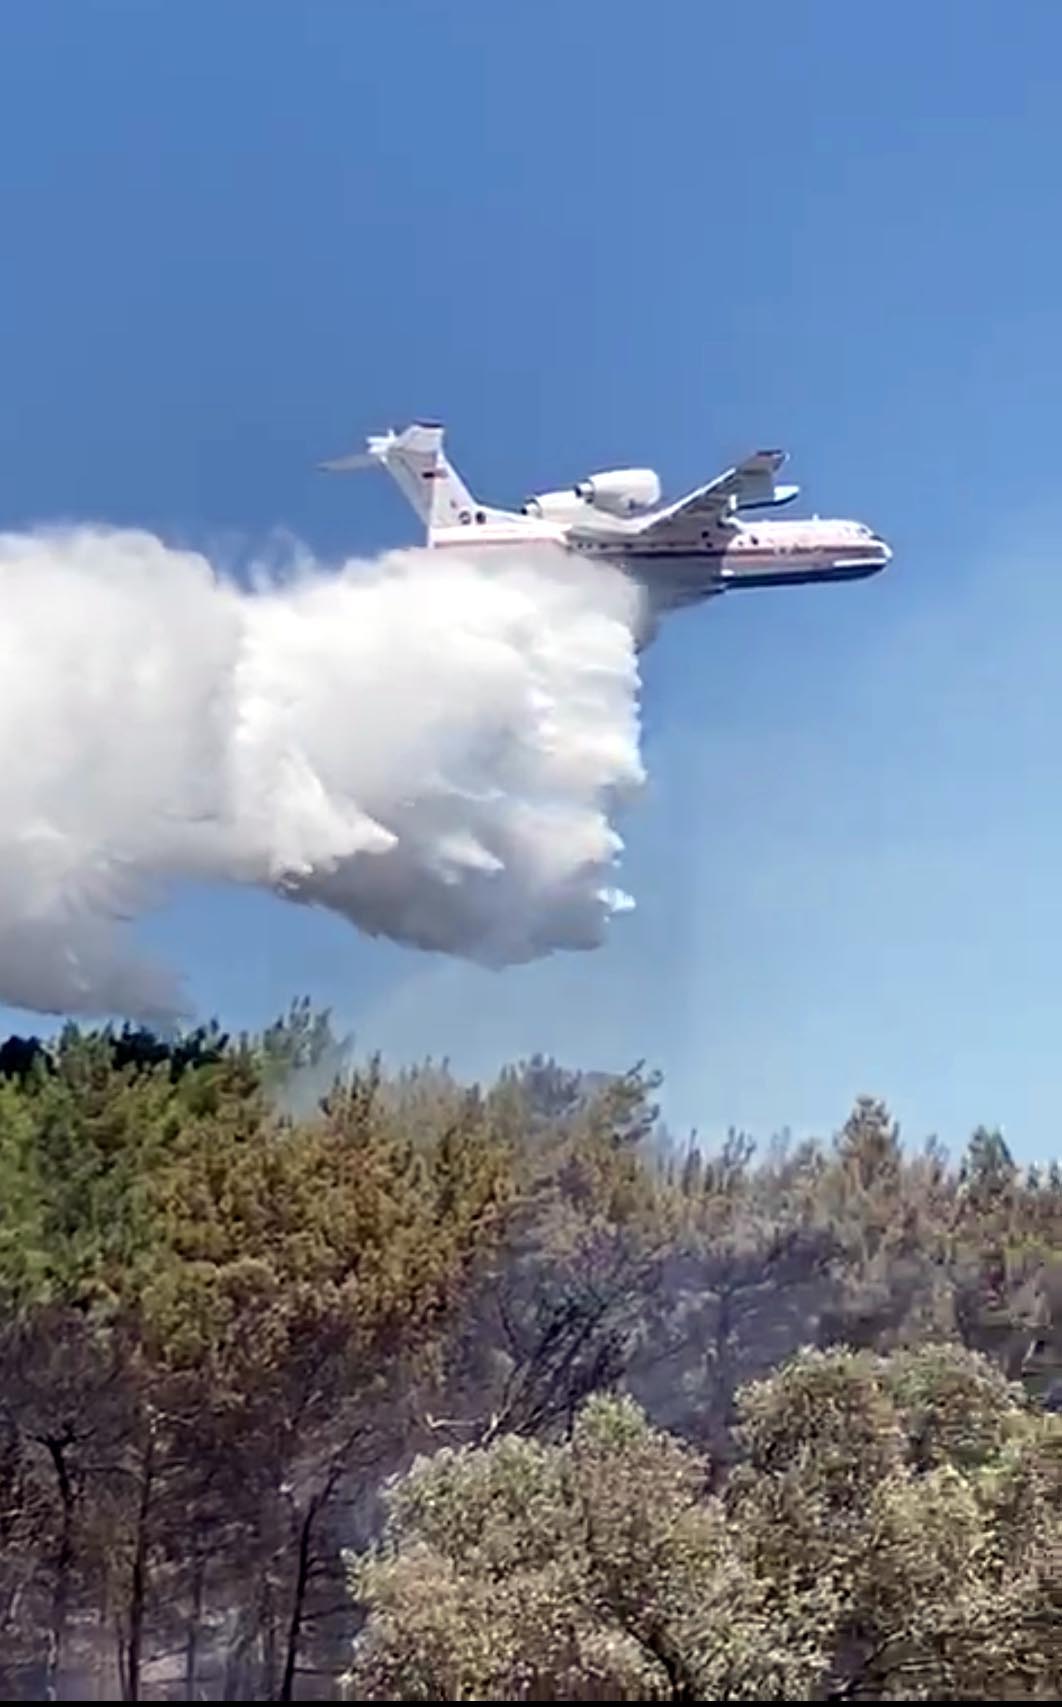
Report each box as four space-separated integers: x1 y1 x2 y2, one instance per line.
0 528 645 1017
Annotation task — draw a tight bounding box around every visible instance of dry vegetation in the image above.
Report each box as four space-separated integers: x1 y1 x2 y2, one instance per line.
0 1003 1059 1699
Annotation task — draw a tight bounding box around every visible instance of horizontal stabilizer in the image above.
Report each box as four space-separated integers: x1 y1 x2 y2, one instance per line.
319 451 377 473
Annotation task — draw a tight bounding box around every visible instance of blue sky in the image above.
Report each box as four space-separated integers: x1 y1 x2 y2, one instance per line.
2 0 1062 1156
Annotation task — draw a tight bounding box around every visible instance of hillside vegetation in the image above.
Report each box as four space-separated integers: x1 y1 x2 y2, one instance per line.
0 1003 1059 1700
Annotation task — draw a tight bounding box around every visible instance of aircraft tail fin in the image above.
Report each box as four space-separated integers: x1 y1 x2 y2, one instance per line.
320 421 477 540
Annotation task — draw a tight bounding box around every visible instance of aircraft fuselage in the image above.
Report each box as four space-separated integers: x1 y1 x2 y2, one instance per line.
430 513 890 612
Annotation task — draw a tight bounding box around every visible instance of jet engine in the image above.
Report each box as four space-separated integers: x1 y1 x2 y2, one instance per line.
573 468 662 516
520 489 586 521
522 467 662 521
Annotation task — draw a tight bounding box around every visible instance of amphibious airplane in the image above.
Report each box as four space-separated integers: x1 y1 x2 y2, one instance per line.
320 422 890 612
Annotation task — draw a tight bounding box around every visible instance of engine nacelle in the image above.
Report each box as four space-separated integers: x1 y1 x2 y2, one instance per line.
521 488 586 521
574 467 662 517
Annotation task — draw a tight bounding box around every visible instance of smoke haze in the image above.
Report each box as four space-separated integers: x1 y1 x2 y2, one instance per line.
0 528 645 1018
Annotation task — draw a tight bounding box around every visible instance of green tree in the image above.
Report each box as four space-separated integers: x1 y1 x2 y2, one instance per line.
347 1343 1062 1701
0 1012 517 1698
346 1395 825 1702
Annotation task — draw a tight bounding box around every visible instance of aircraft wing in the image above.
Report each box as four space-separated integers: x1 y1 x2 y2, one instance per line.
634 450 796 538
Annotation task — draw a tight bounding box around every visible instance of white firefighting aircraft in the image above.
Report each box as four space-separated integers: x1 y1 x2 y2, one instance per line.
320 421 890 611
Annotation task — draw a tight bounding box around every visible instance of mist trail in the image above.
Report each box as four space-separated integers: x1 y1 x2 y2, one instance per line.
0 527 646 1018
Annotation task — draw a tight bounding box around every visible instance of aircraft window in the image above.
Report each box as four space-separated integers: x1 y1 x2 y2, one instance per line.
475 510 486 524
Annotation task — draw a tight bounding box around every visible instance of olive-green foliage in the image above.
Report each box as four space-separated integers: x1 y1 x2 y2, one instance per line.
347 1394 820 1703
348 1345 1062 1702
0 1005 515 1699
2 1019 1062 1700
0 1005 510 1362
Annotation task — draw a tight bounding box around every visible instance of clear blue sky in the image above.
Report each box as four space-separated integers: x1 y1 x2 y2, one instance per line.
2 0 1062 1157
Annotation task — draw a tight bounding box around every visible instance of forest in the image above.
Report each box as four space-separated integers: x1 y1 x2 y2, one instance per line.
0 1000 1059 1701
